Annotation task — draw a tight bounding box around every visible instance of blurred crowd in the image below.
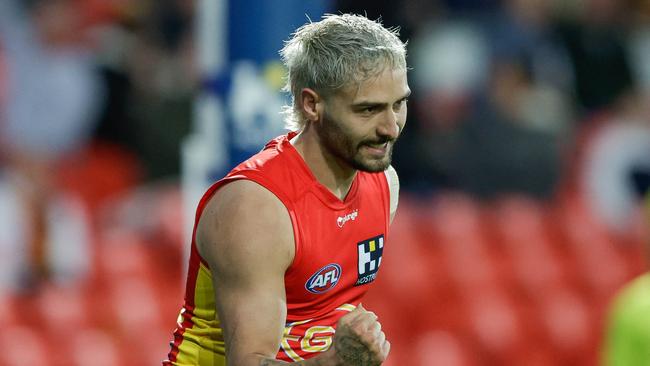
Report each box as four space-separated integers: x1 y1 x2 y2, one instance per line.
339 0 650 216
0 0 648 365
0 1 192 363
1 0 647 290
0 0 194 292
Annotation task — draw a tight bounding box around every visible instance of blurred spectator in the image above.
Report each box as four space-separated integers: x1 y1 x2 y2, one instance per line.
627 0 650 123
0 0 103 290
411 21 489 107
580 118 650 233
393 20 489 193
489 0 574 108
483 0 575 140
335 0 444 42
93 0 195 181
442 0 501 15
628 0 650 96
396 12 569 199
556 0 635 114
433 60 564 199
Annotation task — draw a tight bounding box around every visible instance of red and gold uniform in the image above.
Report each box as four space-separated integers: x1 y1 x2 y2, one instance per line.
165 133 391 365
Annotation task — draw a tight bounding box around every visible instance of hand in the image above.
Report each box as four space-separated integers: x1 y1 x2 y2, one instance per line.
331 304 390 366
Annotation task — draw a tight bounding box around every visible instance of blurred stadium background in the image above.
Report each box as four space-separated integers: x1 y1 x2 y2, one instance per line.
0 0 649 365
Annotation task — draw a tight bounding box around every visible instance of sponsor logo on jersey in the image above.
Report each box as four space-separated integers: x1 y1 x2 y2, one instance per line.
337 209 358 228
355 235 384 286
305 263 342 294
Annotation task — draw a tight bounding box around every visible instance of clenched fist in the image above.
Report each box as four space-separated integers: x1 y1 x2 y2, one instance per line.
331 304 390 366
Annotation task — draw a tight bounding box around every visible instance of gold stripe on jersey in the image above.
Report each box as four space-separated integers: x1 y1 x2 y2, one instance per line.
335 303 356 312
173 263 226 366
279 303 356 361
301 325 335 352
281 318 311 362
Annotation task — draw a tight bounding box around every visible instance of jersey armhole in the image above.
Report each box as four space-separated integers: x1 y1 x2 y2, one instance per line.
383 166 400 224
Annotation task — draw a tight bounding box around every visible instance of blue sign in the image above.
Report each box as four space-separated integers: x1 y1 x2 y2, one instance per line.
207 0 331 179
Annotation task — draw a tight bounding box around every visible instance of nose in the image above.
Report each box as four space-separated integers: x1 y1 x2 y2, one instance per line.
377 110 400 140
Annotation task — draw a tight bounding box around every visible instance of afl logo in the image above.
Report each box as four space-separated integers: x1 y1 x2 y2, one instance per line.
305 264 342 294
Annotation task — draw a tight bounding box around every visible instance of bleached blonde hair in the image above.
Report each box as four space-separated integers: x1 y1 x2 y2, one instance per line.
280 14 407 131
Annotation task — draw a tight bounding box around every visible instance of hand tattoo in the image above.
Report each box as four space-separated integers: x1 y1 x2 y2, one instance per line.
334 334 374 366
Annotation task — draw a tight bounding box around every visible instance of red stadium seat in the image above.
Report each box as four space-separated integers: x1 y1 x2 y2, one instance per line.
537 286 594 364
464 288 523 363
0 326 51 366
492 195 548 245
415 330 478 366
425 193 505 295
370 196 446 315
37 284 90 335
104 277 171 365
108 278 163 336
508 243 565 299
427 192 483 244
0 292 16 327
70 328 120 366
95 232 153 281
444 244 501 295
56 142 143 213
379 192 636 365
563 219 629 301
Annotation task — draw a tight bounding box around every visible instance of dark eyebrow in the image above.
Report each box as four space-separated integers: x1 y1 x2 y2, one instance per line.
351 90 412 109
352 101 385 109
399 90 412 101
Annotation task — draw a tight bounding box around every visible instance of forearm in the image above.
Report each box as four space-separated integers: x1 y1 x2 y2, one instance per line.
234 348 340 366
258 357 328 366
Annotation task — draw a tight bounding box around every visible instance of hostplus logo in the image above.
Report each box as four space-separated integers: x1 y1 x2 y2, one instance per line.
355 235 384 286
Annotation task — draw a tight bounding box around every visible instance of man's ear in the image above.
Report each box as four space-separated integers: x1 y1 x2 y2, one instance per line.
301 88 322 122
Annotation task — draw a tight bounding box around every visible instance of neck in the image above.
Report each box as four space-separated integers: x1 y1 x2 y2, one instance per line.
291 125 357 201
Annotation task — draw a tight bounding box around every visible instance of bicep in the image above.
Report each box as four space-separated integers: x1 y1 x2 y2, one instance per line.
197 180 295 365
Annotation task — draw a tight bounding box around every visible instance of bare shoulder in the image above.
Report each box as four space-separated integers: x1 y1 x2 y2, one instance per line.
196 179 295 275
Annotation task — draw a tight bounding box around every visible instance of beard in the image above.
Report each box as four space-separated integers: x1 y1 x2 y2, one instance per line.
315 109 396 173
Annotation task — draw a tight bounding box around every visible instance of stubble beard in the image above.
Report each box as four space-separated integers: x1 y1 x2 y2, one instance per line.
317 111 395 173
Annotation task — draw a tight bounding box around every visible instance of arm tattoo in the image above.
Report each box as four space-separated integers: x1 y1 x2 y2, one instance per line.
260 360 286 366
335 335 373 366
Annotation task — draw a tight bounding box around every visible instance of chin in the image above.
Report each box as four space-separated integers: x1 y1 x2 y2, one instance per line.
352 158 391 173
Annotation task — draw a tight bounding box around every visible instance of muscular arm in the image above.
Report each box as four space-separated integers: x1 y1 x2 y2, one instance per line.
197 180 295 365
196 181 328 365
197 180 389 366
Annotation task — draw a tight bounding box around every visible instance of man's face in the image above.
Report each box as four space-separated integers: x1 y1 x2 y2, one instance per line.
315 67 410 173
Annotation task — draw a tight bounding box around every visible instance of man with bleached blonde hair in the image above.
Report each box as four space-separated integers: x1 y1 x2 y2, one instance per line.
165 14 409 365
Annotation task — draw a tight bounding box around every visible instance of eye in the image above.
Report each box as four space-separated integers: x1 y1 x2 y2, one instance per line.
393 98 408 111
358 106 378 115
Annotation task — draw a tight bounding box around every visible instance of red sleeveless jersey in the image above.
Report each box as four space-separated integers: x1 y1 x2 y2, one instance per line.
165 133 391 364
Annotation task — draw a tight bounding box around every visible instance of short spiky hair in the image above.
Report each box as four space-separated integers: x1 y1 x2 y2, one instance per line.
280 14 407 131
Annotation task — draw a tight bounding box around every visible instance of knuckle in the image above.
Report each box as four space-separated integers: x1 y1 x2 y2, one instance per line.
378 330 386 342
348 322 366 336
373 347 386 363
339 314 355 324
